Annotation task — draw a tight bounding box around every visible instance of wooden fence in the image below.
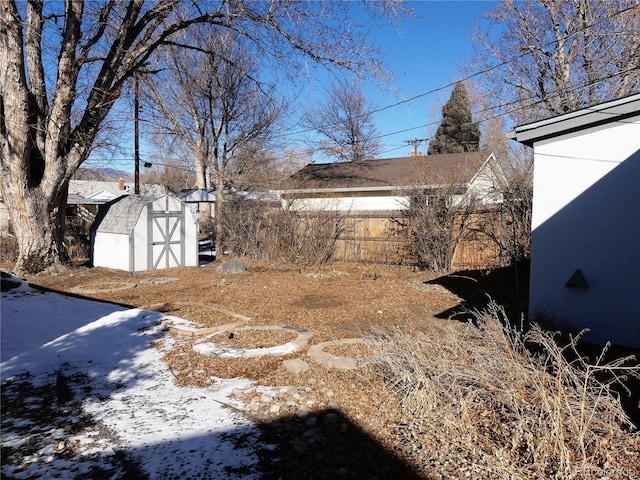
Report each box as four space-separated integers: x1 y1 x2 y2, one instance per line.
297 208 505 270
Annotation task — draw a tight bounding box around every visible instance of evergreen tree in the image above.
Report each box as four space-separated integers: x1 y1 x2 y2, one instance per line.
428 83 480 154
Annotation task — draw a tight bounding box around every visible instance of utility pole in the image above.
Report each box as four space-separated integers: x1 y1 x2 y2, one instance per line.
405 138 427 157
134 74 140 195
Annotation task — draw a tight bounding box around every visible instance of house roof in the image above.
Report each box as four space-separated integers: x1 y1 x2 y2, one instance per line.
282 151 494 192
92 195 163 235
508 93 640 146
69 180 132 199
69 180 166 204
177 189 217 203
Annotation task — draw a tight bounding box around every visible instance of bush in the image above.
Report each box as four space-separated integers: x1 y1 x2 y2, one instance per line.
0 234 18 267
367 302 640 478
221 202 345 265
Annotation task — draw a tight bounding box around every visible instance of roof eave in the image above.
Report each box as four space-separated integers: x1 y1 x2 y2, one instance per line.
274 183 469 196
508 93 640 146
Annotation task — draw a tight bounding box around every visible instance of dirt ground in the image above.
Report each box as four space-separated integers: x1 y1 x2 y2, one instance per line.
25 259 468 394
21 259 483 478
14 259 640 479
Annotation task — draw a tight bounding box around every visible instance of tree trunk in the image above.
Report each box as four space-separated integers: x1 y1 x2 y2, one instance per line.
194 152 211 224
214 171 225 255
2 175 69 273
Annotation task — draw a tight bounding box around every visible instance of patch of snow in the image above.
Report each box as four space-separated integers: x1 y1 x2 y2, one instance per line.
1 279 269 479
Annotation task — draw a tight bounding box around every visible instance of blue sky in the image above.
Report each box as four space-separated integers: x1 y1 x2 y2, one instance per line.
93 1 496 172
274 0 496 163
362 0 494 158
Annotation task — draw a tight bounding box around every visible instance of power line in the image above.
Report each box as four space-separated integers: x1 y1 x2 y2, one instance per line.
89 3 639 165
272 2 639 140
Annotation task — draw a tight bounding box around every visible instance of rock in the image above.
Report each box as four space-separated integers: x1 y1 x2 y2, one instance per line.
323 412 340 424
283 358 309 374
215 259 246 274
292 440 308 455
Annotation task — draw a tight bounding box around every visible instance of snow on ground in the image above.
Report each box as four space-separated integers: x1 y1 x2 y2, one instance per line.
1 272 270 479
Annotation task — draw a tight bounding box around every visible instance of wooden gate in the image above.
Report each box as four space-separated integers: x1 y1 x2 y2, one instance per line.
148 197 186 270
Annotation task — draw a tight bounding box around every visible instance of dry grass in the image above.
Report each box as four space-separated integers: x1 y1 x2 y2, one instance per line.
366 302 640 479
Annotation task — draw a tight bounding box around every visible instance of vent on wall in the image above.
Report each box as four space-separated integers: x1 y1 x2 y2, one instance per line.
565 268 588 290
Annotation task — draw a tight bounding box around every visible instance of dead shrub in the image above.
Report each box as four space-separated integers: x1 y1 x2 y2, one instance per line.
257 209 345 265
367 302 640 479
218 202 346 265
403 186 475 272
220 201 268 259
0 234 18 267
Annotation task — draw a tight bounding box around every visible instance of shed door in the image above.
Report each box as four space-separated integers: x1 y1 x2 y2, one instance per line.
148 198 185 270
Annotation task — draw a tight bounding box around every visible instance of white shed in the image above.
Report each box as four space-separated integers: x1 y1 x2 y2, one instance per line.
509 93 640 347
90 194 198 272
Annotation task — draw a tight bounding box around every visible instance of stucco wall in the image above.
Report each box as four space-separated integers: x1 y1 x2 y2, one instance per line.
285 194 410 212
529 115 640 346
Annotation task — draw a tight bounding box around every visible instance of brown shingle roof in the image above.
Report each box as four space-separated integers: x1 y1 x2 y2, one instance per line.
285 151 491 190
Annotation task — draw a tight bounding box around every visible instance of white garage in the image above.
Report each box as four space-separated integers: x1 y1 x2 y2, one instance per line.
509 93 640 347
90 194 198 272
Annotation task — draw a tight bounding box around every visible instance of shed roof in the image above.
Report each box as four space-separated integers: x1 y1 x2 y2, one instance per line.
282 151 493 192
92 195 163 235
508 93 640 146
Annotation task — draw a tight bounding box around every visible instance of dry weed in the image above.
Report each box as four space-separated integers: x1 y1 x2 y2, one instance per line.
367 302 640 479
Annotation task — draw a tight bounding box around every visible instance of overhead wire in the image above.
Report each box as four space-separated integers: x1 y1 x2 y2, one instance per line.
272 2 640 141
96 2 639 167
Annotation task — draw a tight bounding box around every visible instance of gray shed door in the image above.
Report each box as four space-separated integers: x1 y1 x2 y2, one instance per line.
147 198 185 269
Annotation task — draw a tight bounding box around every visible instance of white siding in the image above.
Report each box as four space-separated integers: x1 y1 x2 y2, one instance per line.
529 115 640 346
92 194 198 272
468 162 504 204
133 206 149 272
93 233 131 271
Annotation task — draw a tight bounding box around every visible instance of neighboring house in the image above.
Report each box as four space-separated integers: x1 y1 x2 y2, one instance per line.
279 151 505 212
276 151 506 268
177 187 280 219
509 93 640 347
69 178 133 202
69 179 165 203
67 179 166 220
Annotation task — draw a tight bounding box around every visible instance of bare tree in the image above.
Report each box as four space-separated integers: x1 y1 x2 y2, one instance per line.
304 77 382 162
1 0 406 273
141 158 193 194
142 28 284 244
468 0 640 123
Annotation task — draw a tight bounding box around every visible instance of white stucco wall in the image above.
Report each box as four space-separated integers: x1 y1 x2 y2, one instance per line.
529 115 640 346
284 194 410 212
